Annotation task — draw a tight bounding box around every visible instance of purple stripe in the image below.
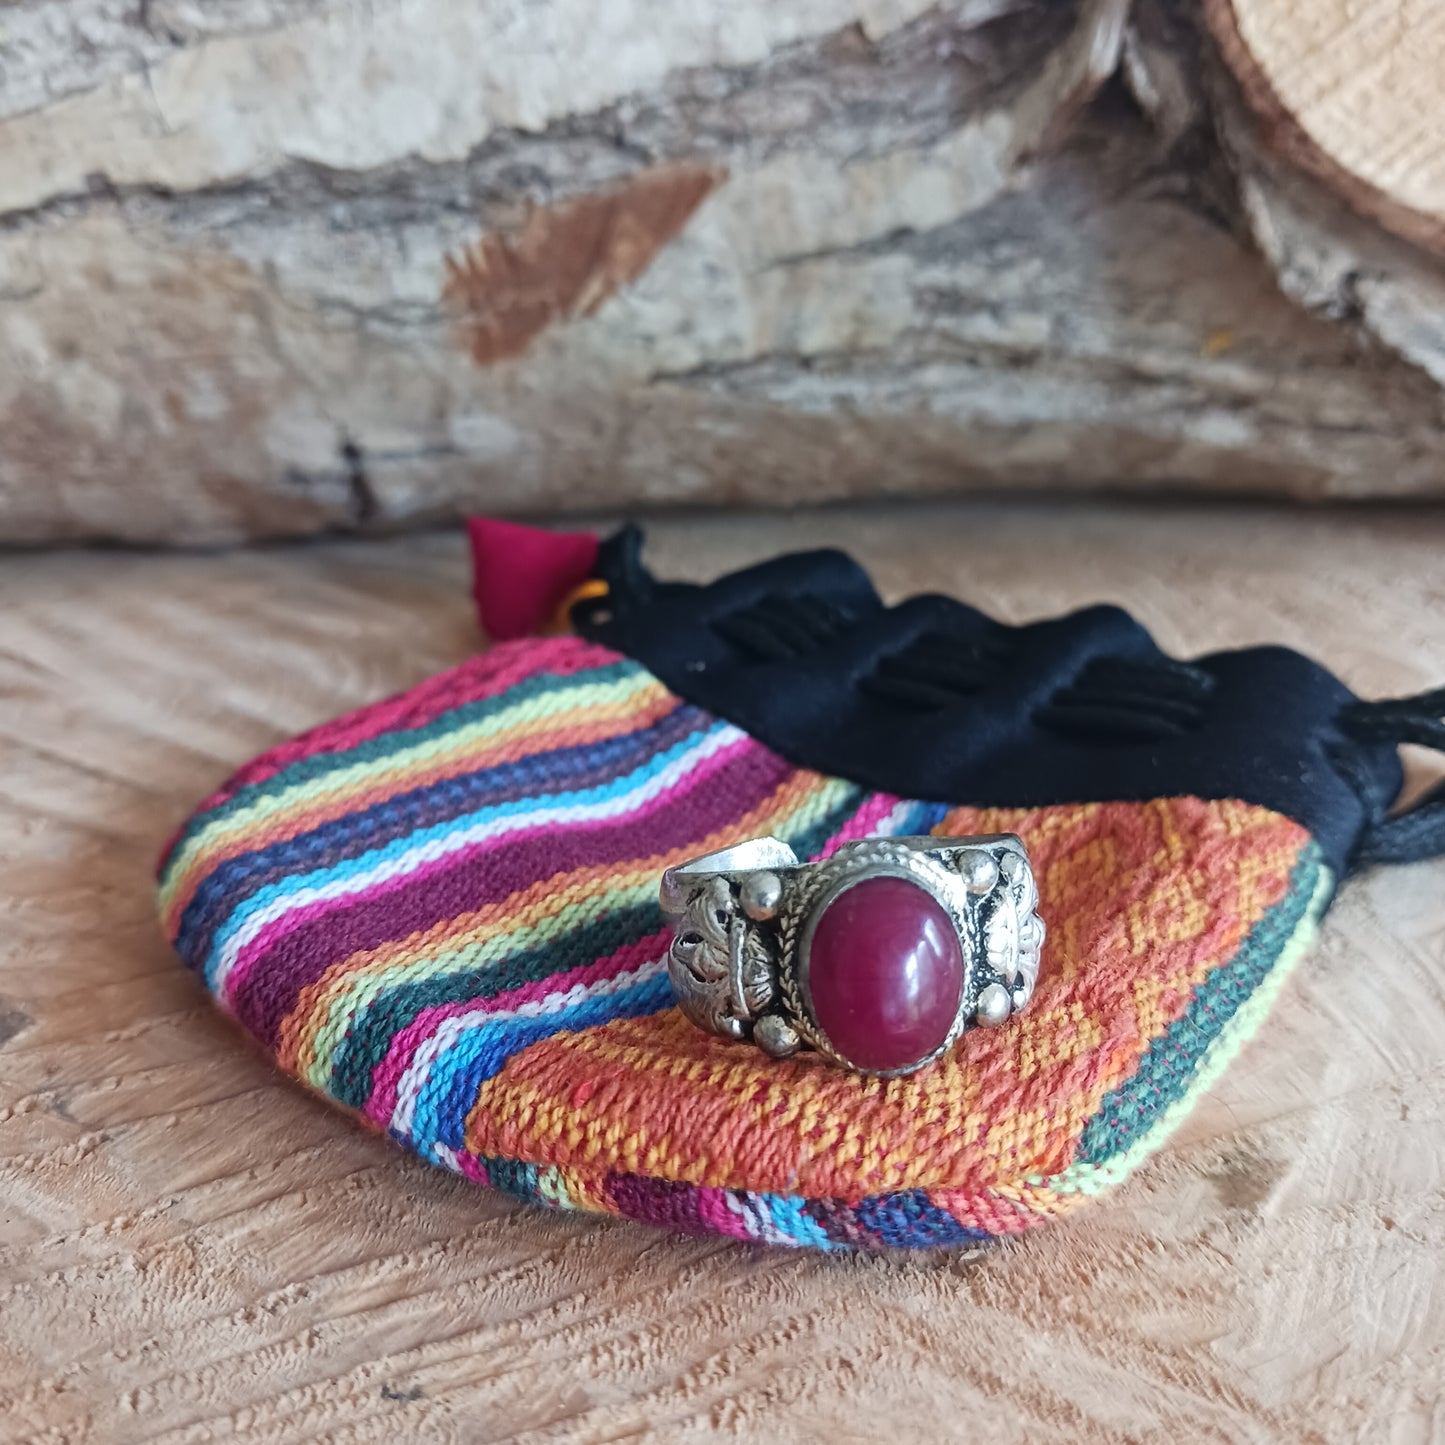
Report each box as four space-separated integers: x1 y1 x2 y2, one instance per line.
220 729 749 1018
606 1175 721 1237
178 699 707 966
232 742 798 1046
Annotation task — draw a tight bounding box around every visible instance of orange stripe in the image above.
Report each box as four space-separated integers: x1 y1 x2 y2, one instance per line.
276 767 834 1076
461 799 1309 1198
163 687 680 929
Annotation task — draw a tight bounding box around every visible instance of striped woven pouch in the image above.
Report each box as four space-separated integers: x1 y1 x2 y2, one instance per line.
159 523 1443 1249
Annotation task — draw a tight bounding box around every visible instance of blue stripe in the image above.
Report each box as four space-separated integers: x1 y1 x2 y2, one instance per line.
199 721 734 987
908 799 954 835
758 1194 846 1251
321 785 867 1109
175 698 705 965
404 971 674 1156
853 1189 991 1248
164 659 648 881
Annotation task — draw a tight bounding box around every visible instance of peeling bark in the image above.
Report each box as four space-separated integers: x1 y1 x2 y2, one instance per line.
443 163 723 365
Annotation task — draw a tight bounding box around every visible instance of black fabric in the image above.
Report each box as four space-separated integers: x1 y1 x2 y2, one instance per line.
576 528 1411 879
1341 689 1445 865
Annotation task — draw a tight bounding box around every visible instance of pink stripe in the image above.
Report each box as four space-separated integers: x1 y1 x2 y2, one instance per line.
817 791 903 857
363 930 669 1126
178 636 622 833
455 1153 490 1184
220 731 756 1005
695 1188 758 1242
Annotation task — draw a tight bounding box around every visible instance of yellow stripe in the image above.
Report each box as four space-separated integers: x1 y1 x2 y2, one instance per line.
286 770 852 1082
162 671 670 910
291 871 659 1084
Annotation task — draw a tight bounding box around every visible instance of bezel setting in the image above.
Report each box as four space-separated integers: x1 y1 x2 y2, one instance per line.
661 833 1043 1077
780 841 977 1076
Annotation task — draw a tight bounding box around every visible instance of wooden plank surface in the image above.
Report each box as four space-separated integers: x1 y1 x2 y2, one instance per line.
1 500 1442 1444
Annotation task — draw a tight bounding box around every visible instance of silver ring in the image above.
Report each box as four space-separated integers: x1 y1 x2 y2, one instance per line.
660 834 1044 1076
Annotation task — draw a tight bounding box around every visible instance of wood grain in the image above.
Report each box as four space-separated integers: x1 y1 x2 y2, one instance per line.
1 503 1443 1443
1205 0 1445 258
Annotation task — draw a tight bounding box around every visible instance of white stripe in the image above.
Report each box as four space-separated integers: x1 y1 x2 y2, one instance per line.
173 668 665 879
389 958 666 1138
212 723 745 994
875 798 916 838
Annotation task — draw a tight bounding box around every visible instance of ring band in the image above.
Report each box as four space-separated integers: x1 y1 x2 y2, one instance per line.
660 835 1044 1076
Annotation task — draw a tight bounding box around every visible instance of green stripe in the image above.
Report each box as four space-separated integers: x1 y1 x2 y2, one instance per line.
1042 863 1330 1199
319 775 865 1101
163 659 644 885
784 786 871 863
1074 841 1327 1167
324 902 663 1108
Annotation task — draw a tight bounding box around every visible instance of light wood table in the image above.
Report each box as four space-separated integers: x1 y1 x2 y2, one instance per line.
2 500 1442 1444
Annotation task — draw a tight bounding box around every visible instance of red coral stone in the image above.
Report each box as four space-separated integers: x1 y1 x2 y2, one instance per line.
805 876 964 1072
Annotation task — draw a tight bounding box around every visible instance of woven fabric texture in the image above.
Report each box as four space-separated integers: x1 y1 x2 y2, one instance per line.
161 635 1330 1250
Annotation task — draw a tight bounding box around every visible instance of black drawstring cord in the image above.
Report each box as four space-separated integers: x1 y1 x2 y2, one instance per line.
1341 687 1445 867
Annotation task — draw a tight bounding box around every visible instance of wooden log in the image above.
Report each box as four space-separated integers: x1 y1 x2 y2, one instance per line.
3 0 1445 543
1202 0 1445 259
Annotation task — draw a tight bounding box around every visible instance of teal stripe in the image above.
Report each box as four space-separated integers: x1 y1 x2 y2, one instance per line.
760 1194 845 1250
788 787 871 862
1075 842 1325 1166
163 659 643 884
201 718 733 987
